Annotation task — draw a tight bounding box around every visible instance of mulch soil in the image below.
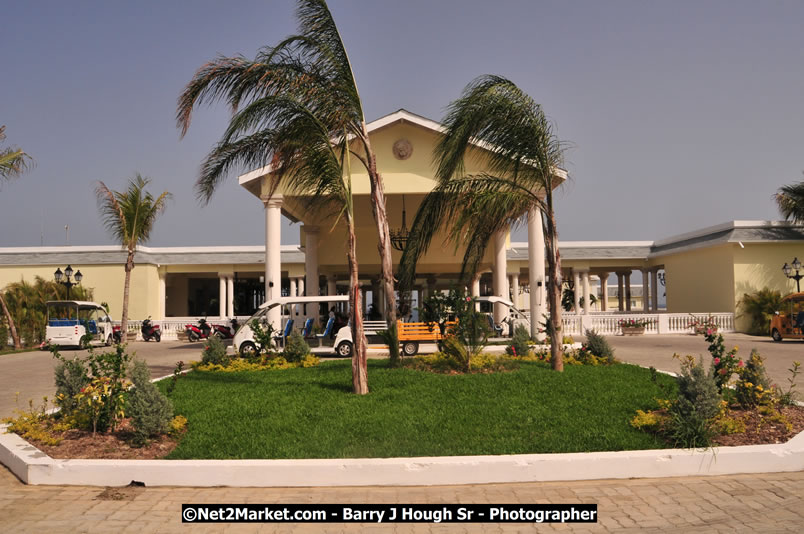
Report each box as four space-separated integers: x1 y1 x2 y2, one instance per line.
712 404 804 447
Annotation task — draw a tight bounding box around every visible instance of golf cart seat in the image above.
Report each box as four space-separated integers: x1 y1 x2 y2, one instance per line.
301 317 315 337
274 319 294 346
486 314 503 337
315 317 335 346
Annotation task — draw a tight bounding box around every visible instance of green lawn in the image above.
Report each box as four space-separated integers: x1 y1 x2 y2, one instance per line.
162 359 675 459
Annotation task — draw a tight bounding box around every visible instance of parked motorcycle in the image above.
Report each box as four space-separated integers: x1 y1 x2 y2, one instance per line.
112 325 122 344
141 317 161 342
210 318 239 339
185 318 212 342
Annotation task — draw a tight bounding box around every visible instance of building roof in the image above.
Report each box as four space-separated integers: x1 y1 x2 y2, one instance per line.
649 220 804 257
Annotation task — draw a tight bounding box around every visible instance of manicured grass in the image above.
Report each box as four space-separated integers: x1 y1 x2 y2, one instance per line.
163 360 676 459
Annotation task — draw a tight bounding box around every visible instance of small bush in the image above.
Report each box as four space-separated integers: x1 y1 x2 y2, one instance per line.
735 349 774 408
201 336 230 366
54 358 90 416
249 319 276 353
283 331 311 363
667 355 721 448
584 329 615 363
127 360 174 446
506 325 532 357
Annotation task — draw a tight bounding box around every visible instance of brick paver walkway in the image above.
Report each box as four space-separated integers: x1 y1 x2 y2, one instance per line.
2 466 802 533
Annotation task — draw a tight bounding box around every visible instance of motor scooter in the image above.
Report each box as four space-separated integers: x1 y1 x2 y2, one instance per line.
210 318 239 339
185 318 212 342
141 317 161 342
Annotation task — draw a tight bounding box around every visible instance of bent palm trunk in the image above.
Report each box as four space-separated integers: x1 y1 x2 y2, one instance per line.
545 211 564 371
0 292 21 350
120 251 134 339
347 216 368 394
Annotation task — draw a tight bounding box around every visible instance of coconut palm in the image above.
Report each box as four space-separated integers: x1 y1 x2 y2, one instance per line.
0 291 21 349
775 177 804 225
176 0 400 389
738 288 784 335
400 75 569 371
0 125 33 186
95 175 170 338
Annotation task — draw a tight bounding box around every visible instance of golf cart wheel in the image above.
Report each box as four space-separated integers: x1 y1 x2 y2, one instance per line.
188 331 200 342
154 331 161 342
336 341 353 357
239 341 258 358
772 329 782 342
402 341 419 356
105 335 113 347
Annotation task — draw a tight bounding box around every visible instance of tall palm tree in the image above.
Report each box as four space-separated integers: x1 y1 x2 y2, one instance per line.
400 75 569 371
0 291 21 349
775 177 804 224
0 125 33 187
95 175 171 338
176 0 399 389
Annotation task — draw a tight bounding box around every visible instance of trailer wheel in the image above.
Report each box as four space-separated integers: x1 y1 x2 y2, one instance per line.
772 329 782 342
402 341 419 356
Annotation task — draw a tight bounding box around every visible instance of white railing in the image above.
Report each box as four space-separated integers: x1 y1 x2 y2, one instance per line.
523 311 735 336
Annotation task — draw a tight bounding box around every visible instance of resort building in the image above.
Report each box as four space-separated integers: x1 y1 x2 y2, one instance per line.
1 111 802 336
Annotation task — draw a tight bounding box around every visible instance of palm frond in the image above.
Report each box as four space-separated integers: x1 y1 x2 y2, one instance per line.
775 179 804 224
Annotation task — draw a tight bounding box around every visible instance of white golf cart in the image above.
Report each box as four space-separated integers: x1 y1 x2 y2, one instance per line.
233 295 352 357
45 300 119 348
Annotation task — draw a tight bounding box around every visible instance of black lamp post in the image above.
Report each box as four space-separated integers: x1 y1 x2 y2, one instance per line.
782 257 802 293
54 265 83 300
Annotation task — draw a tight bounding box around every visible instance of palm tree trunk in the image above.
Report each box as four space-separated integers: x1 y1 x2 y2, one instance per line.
361 124 398 334
347 215 369 394
544 210 564 372
0 292 22 350
121 250 134 339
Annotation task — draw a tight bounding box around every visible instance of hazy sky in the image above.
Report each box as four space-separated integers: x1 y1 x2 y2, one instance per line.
2 0 802 247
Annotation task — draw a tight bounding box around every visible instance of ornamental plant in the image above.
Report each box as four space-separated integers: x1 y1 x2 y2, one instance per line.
127 360 174 446
506 324 532 358
687 314 719 334
618 318 653 328
734 349 774 408
702 330 742 392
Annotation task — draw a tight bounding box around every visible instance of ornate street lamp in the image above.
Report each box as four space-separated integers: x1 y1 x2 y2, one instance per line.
54 265 83 300
782 257 802 293
389 195 410 251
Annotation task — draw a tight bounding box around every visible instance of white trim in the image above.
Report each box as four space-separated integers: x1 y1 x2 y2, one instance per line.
0 244 302 254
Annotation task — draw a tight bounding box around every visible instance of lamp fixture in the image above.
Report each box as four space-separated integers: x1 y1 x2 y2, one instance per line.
782 257 802 293
390 195 410 252
54 264 82 300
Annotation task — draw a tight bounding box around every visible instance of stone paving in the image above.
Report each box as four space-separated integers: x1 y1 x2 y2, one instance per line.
2 465 802 533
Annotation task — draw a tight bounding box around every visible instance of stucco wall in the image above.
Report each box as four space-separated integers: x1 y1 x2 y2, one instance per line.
663 244 735 315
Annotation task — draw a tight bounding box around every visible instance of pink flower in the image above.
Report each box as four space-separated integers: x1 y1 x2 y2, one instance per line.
713 357 720 365
719 368 727 375
706 329 713 335
738 360 744 367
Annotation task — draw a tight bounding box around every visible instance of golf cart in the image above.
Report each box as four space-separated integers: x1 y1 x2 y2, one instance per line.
233 295 352 357
771 292 804 341
45 300 119 348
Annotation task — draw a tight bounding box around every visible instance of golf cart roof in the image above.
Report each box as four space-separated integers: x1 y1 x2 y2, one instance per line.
46 300 106 310
257 295 351 310
782 292 804 302
476 296 516 307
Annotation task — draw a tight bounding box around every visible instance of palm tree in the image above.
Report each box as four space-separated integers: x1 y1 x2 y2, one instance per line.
400 75 569 371
775 177 804 224
0 291 21 349
95 175 171 338
0 125 33 187
176 0 400 389
738 288 784 335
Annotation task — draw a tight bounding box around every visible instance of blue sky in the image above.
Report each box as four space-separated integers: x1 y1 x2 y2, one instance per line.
2 0 802 247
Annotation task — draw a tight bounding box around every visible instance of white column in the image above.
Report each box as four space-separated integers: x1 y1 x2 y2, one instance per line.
616 272 625 311
641 269 650 312
492 229 508 323
289 277 297 298
327 275 337 296
510 273 520 309
297 277 305 296
304 226 319 298
227 276 234 317
599 272 609 312
573 270 581 314
582 271 591 315
264 196 283 329
651 269 660 312
158 270 166 321
528 208 546 339
218 275 226 318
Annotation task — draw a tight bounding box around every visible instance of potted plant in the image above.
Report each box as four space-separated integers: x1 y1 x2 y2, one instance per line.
687 314 718 335
618 318 652 335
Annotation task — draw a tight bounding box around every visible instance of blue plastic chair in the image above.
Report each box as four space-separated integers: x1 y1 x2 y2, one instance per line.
315 317 335 346
301 318 314 337
274 319 294 346
486 314 503 337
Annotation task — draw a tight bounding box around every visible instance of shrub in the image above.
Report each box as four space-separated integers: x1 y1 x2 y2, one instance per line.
735 349 774 408
667 355 721 448
703 330 741 392
53 357 90 416
200 336 230 366
249 318 276 354
583 329 615 363
127 360 174 446
283 331 310 363
779 361 801 406
738 288 784 335
506 324 532 357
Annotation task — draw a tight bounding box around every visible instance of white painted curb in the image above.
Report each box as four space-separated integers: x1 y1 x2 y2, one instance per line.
2 423 802 487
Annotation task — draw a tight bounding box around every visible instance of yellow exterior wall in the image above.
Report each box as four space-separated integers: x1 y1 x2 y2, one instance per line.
0 263 160 321
662 244 735 315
